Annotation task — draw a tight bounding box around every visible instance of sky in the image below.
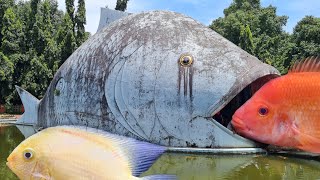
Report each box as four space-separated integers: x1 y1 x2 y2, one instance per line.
57 0 320 35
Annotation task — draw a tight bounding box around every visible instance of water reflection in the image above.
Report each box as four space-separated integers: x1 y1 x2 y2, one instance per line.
143 153 320 180
0 124 24 180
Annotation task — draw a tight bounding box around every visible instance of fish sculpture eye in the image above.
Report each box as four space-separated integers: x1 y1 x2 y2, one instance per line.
258 107 269 116
179 54 193 67
22 148 34 160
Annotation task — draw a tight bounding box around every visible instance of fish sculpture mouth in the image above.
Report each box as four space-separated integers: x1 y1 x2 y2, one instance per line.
211 74 279 130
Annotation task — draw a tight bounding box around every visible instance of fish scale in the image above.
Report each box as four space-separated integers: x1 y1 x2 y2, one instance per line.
283 74 320 137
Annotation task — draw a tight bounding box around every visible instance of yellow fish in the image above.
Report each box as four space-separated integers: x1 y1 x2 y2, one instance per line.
7 126 175 180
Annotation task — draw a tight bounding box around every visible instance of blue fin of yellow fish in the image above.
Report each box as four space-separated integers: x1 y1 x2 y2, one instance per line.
289 56 320 73
118 136 167 177
140 175 176 180
65 126 168 177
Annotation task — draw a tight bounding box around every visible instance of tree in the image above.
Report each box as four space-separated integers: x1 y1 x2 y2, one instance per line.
0 52 13 81
210 0 288 73
65 0 75 32
42 0 53 36
1 8 24 55
0 7 26 106
22 52 52 98
44 37 60 72
0 0 88 109
239 24 254 55
75 0 87 46
30 0 40 23
28 0 41 47
0 0 14 46
291 16 320 60
49 0 64 34
57 13 77 65
224 0 260 16
115 0 129 11
0 52 13 104
210 1 287 46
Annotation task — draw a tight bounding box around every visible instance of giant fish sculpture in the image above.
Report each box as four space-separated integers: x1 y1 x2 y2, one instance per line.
16 10 279 149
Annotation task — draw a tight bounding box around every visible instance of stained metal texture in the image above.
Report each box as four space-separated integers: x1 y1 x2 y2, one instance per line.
19 11 280 148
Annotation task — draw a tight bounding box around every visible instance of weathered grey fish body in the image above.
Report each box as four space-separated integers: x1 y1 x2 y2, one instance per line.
16 11 279 148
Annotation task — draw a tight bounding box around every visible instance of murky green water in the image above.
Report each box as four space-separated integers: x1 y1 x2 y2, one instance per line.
0 125 25 179
144 154 320 179
2 124 320 180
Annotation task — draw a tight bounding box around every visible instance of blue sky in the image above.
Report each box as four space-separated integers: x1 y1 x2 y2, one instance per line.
57 0 320 34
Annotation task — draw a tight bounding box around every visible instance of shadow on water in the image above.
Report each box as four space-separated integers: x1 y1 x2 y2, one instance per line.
1 124 320 180
0 124 25 180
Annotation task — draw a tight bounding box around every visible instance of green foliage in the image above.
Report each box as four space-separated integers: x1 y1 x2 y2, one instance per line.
0 0 14 47
210 0 290 74
75 0 87 46
21 50 52 97
65 0 75 31
0 52 13 82
291 16 320 59
57 13 77 64
28 0 41 47
210 0 320 74
239 24 254 55
224 0 260 16
47 0 64 37
1 8 24 55
115 0 129 11
0 0 88 108
0 52 13 104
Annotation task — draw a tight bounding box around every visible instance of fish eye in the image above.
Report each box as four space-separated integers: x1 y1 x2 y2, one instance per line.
258 107 269 116
22 148 35 161
179 54 193 66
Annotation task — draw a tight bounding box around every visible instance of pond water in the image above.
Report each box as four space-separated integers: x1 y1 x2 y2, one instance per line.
1 124 320 180
0 124 25 179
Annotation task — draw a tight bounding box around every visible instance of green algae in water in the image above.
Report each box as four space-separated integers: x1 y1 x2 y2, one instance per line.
0 125 25 180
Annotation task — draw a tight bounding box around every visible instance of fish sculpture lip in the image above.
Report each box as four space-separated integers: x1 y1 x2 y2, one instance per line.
15 10 280 149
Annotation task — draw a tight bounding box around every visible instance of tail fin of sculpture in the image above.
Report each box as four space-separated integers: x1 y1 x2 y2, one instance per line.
15 86 40 125
97 7 130 32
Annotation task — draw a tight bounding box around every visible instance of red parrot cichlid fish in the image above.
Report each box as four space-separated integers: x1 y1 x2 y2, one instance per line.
232 57 320 153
